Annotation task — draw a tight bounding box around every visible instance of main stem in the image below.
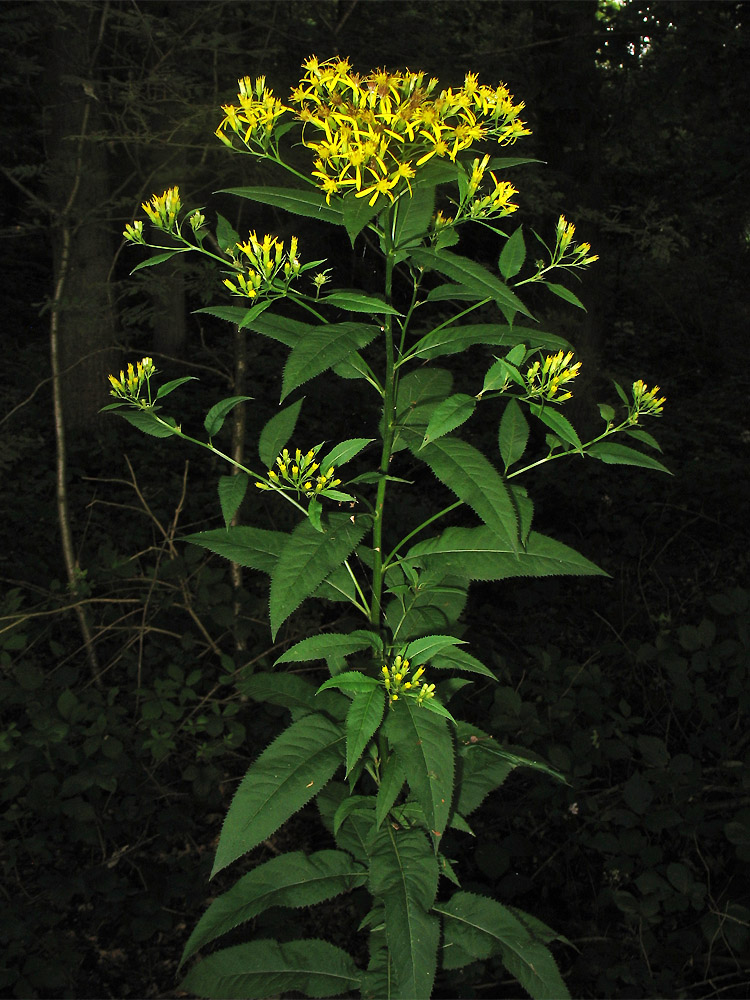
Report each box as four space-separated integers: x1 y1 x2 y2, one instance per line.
370 234 397 630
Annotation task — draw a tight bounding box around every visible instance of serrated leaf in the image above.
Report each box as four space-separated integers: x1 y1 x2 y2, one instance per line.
455 723 515 815
215 212 240 252
407 324 569 362
588 441 671 474
281 323 379 402
410 248 532 319
436 891 570 1000
426 283 482 302
376 754 406 829
219 186 345 225
499 226 526 280
259 399 304 468
405 527 606 581
270 513 369 638
276 630 380 666
204 395 253 437
194 303 253 326
155 376 197 400
431 647 497 680
385 698 454 840
211 713 344 876
182 525 285 575
343 194 381 244
117 409 178 438
238 673 347 719
625 427 662 451
529 402 583 452
403 634 466 666
181 938 360 999
248 312 312 346
130 250 180 273
321 290 401 315
598 402 615 423
420 394 476 448
317 672 381 696
367 826 440 999
543 281 585 310
394 178 436 248
181 851 366 965
319 437 374 470
346 687 386 775
417 437 518 552
218 473 249 528
499 398 530 470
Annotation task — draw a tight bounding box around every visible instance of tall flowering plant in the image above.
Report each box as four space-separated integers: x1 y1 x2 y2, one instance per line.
110 57 667 999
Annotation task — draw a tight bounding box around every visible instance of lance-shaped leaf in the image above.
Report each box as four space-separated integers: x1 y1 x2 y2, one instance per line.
394 177 437 248
130 250 181 273
220 185 345 225
317 672 381 696
345 687 386 775
499 398 530 470
319 437 374 470
417 437 519 553
543 280 585 310
238 673 347 721
588 441 671 474
430 647 497 680
155 376 197 400
436 891 570 1000
204 395 253 437
276 630 381 666
281 322 380 402
320 290 401 315
367 826 440 999
117 410 179 438
404 526 606 581
248 312 312 346
420 393 476 448
212 713 344 876
384 699 454 841
258 398 304 468
529 402 583 452
410 248 532 319
376 754 406 829
218 473 249 528
403 634 466 666
498 225 526 280
181 850 367 965
180 938 360 999
406 323 569 362
182 525 285 576
270 513 370 638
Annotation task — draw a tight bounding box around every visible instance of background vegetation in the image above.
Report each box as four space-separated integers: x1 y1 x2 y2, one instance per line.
0 1 748 997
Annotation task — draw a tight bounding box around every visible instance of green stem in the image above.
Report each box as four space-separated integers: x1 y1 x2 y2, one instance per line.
395 296 491 368
506 418 635 479
383 500 463 572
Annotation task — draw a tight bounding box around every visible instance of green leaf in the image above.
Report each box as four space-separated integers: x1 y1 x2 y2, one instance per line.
259 399 304 468
455 723 515 815
588 441 671 474
238 673 347 719
346 687 386 775
487 155 545 170
426 283 482 302
405 527 606 581
529 402 583 452
376 754 406 828
410 248 533 319
625 427 662 451
204 395 253 437
130 250 180 273
317 672 381 696
385 698 454 840
321 291 401 315
499 226 526 280
155 376 197 400
598 402 615 424
219 186 345 226
182 525 285 575
211 713 344 876
343 195 381 244
194 304 253 326
407 323 569 362
403 635 466 666
276 630 381 666
248 312 311 346
543 281 586 310
367 827 440 999
430 647 497 680
215 212 240 253
269 513 370 638
417 437 518 552
281 323 380 402
436 891 570 999
420 394 476 449
394 178 436 248
181 850 367 965
117 409 179 438
181 939 360 999
498 398 530 470
218 473 249 528
392 368 453 452
319 437 374 470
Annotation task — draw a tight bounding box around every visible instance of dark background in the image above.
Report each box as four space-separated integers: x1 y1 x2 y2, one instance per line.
1 2 748 997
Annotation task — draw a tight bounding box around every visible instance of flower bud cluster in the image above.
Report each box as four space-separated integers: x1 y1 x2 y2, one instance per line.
108 357 156 405
224 232 302 300
525 350 582 403
255 444 341 498
630 379 666 421
381 655 436 707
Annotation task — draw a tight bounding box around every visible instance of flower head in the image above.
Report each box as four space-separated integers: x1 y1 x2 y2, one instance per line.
525 350 582 403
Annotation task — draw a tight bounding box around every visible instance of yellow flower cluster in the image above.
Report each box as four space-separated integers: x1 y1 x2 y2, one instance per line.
256 445 341 497
553 215 599 268
462 154 519 221
141 187 182 231
525 350 582 403
631 379 666 419
381 655 435 706
108 357 156 403
224 232 302 299
216 56 531 207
